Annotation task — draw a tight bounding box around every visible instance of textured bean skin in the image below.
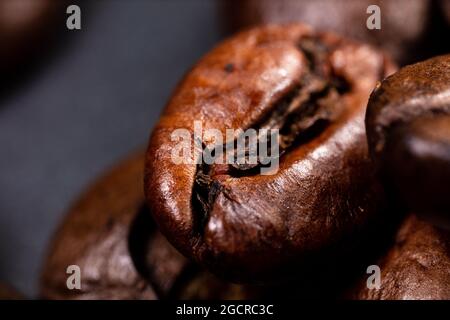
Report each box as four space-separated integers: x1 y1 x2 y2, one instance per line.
352 55 450 299
352 215 450 300
145 24 395 282
365 55 450 228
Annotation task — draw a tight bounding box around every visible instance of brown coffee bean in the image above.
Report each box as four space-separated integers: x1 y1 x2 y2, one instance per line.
131 206 263 300
351 215 450 300
40 151 264 300
365 54 450 229
40 152 157 299
441 0 450 24
0 0 66 73
220 0 435 65
145 24 395 282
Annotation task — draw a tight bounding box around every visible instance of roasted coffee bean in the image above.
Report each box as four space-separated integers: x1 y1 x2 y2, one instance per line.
220 0 436 65
0 0 66 73
365 54 450 229
130 204 261 300
140 228 263 299
0 283 23 300
40 151 264 300
442 0 450 23
351 215 450 300
41 152 157 299
145 24 395 282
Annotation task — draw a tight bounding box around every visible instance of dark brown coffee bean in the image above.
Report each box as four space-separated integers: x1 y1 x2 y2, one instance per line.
131 206 263 300
0 283 23 300
39 150 390 299
145 24 395 282
220 0 434 65
40 151 264 300
440 0 450 24
0 0 66 73
41 152 156 299
365 54 450 229
351 215 450 300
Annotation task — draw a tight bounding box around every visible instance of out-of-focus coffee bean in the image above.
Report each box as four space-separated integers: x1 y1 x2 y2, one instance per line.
351 215 450 299
365 54 450 229
220 0 440 65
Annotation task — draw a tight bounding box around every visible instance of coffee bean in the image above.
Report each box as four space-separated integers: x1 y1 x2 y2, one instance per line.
220 0 435 65
40 151 264 299
145 24 395 282
40 152 157 299
365 54 450 229
351 215 450 299
442 0 450 23
0 0 66 73
131 204 263 300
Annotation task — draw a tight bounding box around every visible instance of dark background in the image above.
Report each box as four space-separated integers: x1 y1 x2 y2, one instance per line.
0 0 221 297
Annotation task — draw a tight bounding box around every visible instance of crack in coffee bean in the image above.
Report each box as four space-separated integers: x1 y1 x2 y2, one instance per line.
192 36 350 233
145 24 393 282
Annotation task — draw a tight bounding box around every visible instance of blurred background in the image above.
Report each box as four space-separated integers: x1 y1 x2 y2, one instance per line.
0 0 449 298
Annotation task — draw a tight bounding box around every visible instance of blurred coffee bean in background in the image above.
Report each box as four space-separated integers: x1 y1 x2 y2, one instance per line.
220 0 450 65
441 0 450 23
0 0 68 76
365 54 450 229
351 215 450 300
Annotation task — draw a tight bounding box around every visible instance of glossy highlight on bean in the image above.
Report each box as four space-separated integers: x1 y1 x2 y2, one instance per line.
145 24 395 282
365 54 450 229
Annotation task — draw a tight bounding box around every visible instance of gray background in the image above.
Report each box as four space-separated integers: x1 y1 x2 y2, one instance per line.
0 0 222 297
